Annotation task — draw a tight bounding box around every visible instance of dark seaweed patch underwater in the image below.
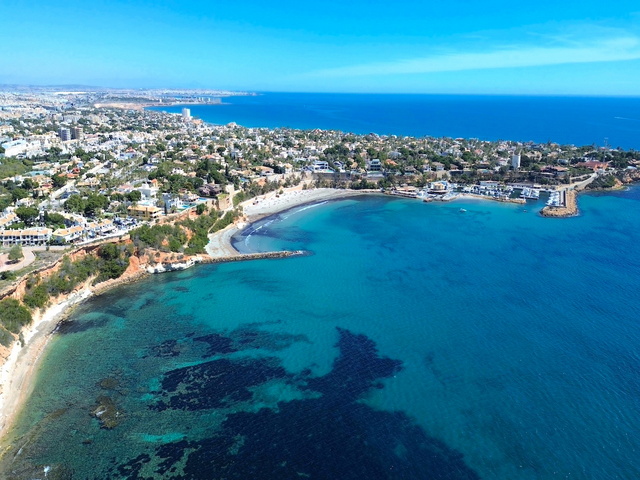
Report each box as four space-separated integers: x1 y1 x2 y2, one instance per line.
103 328 479 480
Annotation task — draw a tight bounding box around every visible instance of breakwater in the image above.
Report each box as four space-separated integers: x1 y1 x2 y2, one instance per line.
204 250 309 264
540 190 578 218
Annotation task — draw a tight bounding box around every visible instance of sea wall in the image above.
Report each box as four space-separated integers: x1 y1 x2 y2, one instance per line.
540 190 578 218
461 193 526 204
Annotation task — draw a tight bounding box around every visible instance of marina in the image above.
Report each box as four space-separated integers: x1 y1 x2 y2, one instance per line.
387 182 566 209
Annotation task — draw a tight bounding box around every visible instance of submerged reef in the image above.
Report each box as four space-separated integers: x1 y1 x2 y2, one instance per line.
107 328 479 480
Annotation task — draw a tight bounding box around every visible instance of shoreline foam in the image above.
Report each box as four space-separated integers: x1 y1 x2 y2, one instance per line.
0 266 148 443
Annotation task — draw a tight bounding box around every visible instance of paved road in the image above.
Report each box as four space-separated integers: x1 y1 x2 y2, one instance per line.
0 247 36 272
0 246 67 272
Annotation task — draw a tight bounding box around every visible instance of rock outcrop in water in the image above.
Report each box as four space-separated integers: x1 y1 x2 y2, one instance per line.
91 395 124 429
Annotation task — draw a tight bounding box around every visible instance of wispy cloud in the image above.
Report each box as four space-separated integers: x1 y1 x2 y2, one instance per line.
308 35 640 78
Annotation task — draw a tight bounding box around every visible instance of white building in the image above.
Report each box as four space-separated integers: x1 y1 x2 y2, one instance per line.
0 212 18 229
136 182 158 200
0 227 52 246
1 140 27 157
313 160 330 171
511 152 521 169
182 108 191 121
368 159 382 172
51 225 84 244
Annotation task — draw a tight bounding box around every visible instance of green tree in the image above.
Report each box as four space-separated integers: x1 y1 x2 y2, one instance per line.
64 194 86 213
10 188 28 202
23 283 49 309
15 206 39 226
52 174 68 188
98 243 120 261
0 298 32 333
47 146 62 159
126 190 142 202
1 271 16 281
44 211 66 228
8 245 23 263
0 195 11 212
21 178 38 190
84 194 109 217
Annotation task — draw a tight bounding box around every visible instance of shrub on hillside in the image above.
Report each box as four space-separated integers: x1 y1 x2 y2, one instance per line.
0 298 32 334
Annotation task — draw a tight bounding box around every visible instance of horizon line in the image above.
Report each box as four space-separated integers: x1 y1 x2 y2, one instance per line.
2 84 640 99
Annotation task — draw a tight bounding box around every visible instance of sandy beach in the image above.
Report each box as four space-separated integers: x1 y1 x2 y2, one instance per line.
0 256 148 443
0 185 537 444
0 289 92 439
206 187 373 258
242 187 371 220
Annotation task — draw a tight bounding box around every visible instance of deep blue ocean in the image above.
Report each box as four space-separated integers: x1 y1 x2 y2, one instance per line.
2 190 640 479
149 93 640 149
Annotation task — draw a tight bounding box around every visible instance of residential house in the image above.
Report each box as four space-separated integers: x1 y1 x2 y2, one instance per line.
51 225 84 244
367 159 382 172
128 205 162 221
312 160 330 171
199 183 223 197
1 227 52 246
0 212 18 229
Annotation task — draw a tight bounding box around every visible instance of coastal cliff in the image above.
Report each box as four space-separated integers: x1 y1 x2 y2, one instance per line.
0 244 191 436
0 226 307 438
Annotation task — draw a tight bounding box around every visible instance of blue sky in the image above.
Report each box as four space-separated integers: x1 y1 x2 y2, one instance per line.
1 0 640 95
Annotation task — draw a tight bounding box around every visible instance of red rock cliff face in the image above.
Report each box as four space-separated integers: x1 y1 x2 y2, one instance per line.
0 240 152 316
0 241 148 363
2 244 103 302
0 237 216 363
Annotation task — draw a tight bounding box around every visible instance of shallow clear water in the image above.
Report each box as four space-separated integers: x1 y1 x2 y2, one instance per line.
2 191 640 479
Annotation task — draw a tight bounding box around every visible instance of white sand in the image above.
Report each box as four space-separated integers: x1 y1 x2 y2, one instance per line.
242 187 367 219
0 289 92 439
205 223 243 258
206 188 372 258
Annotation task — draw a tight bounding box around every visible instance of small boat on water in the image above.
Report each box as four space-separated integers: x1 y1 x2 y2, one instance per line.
459 208 467 213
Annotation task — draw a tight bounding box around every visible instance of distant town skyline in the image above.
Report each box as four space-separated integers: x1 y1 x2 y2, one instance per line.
2 0 640 95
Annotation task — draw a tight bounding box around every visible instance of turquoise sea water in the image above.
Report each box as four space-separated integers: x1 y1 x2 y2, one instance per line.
2 191 640 479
